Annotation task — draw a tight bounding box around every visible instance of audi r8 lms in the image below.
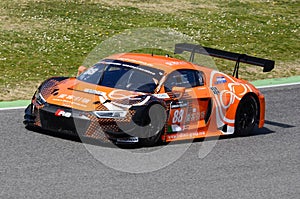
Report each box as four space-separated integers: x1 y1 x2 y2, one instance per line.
24 43 275 146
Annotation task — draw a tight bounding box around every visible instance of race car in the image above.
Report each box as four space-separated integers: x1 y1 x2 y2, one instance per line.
24 43 275 146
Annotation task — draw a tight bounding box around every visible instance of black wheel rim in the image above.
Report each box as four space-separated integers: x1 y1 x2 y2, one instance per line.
238 99 256 130
145 116 160 142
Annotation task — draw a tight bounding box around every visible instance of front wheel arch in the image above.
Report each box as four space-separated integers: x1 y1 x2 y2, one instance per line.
137 103 167 147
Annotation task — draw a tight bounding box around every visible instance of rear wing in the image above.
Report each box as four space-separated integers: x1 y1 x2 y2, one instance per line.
174 43 275 78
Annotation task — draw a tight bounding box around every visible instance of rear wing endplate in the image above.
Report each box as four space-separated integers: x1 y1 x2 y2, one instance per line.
174 43 275 78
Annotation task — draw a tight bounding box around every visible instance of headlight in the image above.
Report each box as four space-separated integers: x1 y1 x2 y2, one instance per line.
94 111 127 119
35 90 46 105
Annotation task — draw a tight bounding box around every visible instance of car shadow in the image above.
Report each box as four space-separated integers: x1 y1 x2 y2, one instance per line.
192 119 296 144
26 119 294 149
26 125 81 143
264 120 295 128
26 126 137 149
215 126 275 141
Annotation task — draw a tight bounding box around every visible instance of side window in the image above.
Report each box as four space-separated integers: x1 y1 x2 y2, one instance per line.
164 70 204 92
195 71 205 86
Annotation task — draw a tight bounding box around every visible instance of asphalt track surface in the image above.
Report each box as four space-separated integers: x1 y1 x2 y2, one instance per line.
1 84 299 199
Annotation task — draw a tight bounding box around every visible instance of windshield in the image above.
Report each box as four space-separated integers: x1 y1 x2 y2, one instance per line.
77 59 164 93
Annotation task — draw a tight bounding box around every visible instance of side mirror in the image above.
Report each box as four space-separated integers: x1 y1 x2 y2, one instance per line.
77 66 87 76
172 86 185 99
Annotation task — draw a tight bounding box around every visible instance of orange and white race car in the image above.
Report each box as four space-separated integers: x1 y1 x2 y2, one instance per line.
24 43 275 146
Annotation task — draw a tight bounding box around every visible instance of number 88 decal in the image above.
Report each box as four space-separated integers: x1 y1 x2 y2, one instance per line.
172 109 185 123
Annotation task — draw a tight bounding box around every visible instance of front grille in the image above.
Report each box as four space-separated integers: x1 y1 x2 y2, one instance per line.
39 106 90 135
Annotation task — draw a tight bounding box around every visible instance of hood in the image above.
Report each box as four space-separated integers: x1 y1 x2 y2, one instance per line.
43 78 150 111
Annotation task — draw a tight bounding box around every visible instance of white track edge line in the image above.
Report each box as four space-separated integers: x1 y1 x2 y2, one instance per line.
0 106 27 111
0 82 299 111
256 82 300 89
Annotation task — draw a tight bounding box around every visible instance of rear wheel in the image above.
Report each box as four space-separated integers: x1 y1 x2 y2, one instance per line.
139 104 166 147
234 95 258 136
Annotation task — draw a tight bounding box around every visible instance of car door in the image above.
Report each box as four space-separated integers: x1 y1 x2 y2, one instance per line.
164 69 211 134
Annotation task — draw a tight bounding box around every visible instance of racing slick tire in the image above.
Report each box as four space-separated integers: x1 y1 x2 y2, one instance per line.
234 95 258 136
139 104 167 147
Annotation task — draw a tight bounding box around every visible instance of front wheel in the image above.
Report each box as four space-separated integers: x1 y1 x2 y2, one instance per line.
139 104 167 147
234 95 258 136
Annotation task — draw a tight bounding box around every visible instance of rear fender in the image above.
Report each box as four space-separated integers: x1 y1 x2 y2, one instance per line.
224 92 262 128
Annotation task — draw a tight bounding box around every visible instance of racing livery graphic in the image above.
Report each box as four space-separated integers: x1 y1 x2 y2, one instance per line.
24 43 275 146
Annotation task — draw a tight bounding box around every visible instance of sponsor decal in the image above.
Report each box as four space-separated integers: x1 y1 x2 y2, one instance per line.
56 94 91 104
171 124 182 132
185 111 204 123
118 58 153 67
112 58 155 75
170 102 188 108
166 131 205 140
210 86 220 95
152 93 170 99
122 63 155 75
84 67 99 75
215 76 227 84
165 61 186 66
55 109 71 118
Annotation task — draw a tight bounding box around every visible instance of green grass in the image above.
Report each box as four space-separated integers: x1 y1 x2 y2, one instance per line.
0 0 299 100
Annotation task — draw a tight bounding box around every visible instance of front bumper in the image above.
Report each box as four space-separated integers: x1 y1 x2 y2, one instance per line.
24 103 139 144
24 103 90 135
